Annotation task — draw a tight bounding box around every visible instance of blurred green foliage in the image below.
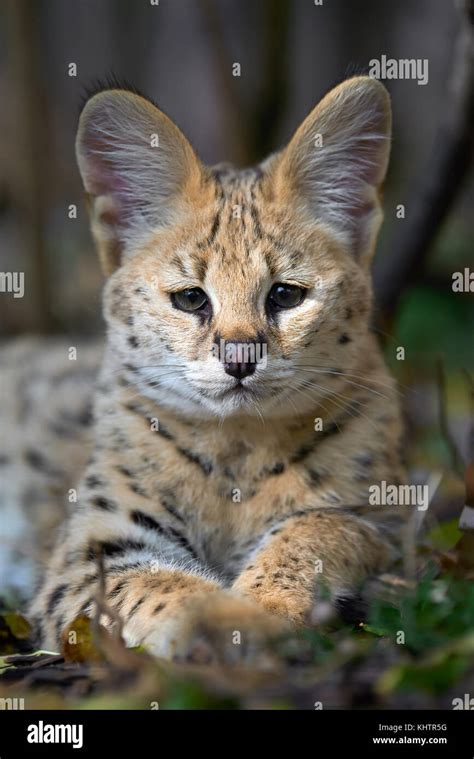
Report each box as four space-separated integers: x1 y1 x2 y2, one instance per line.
391 287 474 370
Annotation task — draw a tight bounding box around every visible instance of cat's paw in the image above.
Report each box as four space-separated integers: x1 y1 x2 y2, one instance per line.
233 574 313 625
172 591 290 669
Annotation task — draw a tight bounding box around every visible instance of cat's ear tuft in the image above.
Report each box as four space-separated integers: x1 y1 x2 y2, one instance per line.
76 89 203 274
273 77 392 263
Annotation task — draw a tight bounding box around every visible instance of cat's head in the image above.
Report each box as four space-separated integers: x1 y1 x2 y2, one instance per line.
76 77 391 419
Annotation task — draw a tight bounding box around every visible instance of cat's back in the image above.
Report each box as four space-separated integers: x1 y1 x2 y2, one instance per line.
0 337 101 598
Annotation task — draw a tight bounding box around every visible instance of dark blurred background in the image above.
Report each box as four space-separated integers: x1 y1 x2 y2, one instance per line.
0 1 472 457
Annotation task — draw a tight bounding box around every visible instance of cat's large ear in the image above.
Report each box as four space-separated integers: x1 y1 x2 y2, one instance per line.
76 89 204 274
272 76 391 264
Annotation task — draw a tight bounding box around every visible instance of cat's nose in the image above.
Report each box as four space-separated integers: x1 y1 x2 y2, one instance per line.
224 356 256 380
218 339 261 381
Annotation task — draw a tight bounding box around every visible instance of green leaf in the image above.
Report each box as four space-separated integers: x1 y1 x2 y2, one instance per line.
378 655 470 695
360 624 389 637
427 519 462 550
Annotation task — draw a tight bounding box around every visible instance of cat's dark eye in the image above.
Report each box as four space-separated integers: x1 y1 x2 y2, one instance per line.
171 288 208 313
267 283 306 311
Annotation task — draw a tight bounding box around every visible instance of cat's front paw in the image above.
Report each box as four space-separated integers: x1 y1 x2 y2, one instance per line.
172 591 290 669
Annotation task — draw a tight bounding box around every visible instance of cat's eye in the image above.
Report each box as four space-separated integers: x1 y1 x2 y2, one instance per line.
267 283 306 311
171 287 209 313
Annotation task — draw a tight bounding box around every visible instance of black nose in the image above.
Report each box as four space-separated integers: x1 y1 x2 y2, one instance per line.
224 358 256 380
219 340 261 381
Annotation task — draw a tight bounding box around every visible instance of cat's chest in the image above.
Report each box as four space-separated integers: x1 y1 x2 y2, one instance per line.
133 439 312 572
106 400 322 564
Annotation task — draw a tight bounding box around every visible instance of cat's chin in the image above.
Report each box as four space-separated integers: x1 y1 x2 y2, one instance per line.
178 386 312 421
138 376 330 421
147 385 268 420
193 386 266 418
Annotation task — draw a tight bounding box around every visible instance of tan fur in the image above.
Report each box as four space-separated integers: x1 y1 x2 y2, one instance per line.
4 77 407 661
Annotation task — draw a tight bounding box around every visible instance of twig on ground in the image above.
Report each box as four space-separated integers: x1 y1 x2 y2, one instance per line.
91 542 124 650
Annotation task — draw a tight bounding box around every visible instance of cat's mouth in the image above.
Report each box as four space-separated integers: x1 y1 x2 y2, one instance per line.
221 381 254 397
199 379 261 404
185 376 268 413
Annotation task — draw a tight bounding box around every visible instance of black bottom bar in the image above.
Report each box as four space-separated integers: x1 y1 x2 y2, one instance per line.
0 709 472 756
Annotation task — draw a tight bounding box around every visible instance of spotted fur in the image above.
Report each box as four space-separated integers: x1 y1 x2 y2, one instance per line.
2 77 407 661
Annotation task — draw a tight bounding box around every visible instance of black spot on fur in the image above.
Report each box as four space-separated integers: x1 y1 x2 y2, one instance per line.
325 422 340 436
128 596 146 616
85 474 105 489
78 405 93 426
154 423 174 441
208 212 221 245
290 442 316 464
107 579 128 599
92 495 118 512
197 210 221 251
55 615 65 643
250 205 263 238
87 539 146 561
261 461 285 477
170 255 189 277
147 379 161 389
107 561 142 575
24 448 59 477
47 584 67 615
128 335 139 348
131 509 165 534
79 597 93 614
160 496 185 523
32 615 43 645
154 602 166 614
128 482 148 497
306 468 324 486
47 422 75 439
117 465 133 478
177 446 213 475
270 461 285 475
166 526 199 561
124 363 139 374
338 333 351 344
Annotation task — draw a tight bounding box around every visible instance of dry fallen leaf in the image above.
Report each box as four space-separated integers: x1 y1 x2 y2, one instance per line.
0 611 33 654
61 614 103 664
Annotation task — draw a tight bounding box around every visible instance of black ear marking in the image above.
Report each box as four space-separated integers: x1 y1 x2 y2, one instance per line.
79 74 155 115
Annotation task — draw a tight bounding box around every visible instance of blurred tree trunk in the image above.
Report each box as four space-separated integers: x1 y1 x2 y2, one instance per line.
374 0 474 326
251 0 291 161
200 0 291 165
113 0 157 87
6 0 55 332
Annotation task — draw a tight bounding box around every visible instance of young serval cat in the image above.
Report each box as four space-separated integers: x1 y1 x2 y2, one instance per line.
8 77 407 661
